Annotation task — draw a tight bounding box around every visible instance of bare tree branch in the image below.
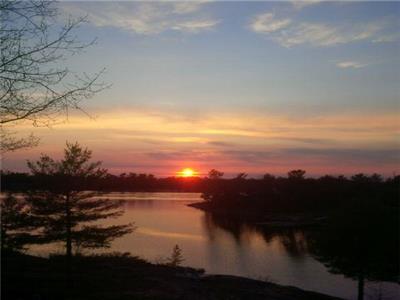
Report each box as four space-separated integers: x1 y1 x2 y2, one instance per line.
0 0 107 152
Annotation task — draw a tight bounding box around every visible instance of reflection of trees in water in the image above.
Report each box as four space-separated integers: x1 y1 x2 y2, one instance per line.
275 230 309 258
202 213 245 243
124 200 191 210
202 212 310 258
202 203 399 300
305 202 399 300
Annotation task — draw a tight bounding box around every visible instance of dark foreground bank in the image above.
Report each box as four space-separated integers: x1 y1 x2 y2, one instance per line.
2 251 343 300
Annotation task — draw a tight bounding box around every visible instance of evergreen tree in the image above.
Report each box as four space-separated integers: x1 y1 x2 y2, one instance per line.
287 169 306 180
26 142 134 260
167 244 184 267
1 193 40 251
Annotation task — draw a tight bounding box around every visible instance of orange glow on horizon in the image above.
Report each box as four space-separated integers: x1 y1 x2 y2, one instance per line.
177 168 197 177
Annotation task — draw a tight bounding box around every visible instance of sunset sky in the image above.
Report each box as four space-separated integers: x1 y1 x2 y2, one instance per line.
3 1 399 177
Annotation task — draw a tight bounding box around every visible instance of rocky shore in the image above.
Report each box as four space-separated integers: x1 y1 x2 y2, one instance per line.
3 251 343 300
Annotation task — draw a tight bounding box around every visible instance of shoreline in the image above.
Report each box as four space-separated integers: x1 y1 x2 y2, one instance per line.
3 251 343 300
188 201 327 228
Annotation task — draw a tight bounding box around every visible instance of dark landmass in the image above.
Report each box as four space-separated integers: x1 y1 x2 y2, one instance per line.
2 171 399 200
2 169 398 300
1 171 204 192
188 201 326 228
2 251 343 300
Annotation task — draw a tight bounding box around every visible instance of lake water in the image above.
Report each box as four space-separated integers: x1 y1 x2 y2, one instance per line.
29 192 399 300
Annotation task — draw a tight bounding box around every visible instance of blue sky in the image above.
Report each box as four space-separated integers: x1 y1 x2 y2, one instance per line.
64 1 399 115
4 1 400 176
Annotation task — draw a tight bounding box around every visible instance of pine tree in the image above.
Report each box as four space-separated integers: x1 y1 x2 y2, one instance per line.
1 194 40 251
167 244 184 267
26 142 134 260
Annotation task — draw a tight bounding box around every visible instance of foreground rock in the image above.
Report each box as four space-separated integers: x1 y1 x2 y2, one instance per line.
2 251 342 300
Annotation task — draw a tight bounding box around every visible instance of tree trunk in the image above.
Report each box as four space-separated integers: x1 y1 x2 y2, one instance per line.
66 192 72 260
65 192 72 289
357 271 365 300
1 226 5 252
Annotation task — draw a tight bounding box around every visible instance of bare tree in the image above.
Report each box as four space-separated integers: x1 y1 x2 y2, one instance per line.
0 0 106 152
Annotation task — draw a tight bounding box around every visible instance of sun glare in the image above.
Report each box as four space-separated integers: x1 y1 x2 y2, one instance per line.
178 168 197 177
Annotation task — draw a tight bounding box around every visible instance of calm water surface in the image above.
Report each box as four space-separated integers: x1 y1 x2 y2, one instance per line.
30 192 399 300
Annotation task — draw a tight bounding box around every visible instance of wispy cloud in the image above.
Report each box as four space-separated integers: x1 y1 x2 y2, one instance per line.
280 22 381 47
223 148 400 166
171 19 220 33
291 0 322 10
172 2 207 14
372 33 400 43
250 13 291 33
207 140 233 147
250 12 396 47
5 109 399 175
336 61 367 69
61 2 219 35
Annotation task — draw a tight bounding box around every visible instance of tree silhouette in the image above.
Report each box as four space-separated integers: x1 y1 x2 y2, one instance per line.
235 173 248 180
308 199 399 300
0 194 40 251
167 244 184 267
0 0 106 152
287 169 306 180
262 173 275 181
26 142 134 261
201 169 225 202
208 169 224 179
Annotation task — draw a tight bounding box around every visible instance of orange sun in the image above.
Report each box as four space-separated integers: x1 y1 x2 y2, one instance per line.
177 168 197 177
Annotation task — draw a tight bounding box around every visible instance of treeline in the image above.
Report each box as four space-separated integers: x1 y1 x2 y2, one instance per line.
200 170 399 213
1 171 204 192
2 168 399 213
0 169 400 195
